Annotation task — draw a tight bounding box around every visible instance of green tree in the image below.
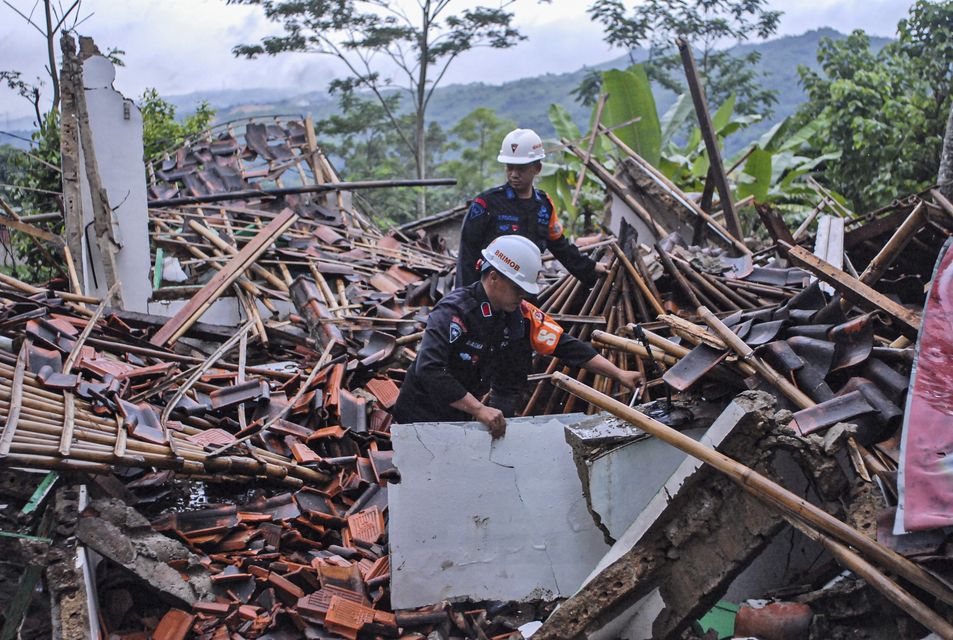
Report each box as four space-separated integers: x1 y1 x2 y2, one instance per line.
795 1 953 211
315 93 447 226
584 0 782 116
138 89 215 160
230 0 536 217
438 107 516 199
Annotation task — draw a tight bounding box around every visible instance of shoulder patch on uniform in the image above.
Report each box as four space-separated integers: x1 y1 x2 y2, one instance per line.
449 320 463 343
467 198 488 220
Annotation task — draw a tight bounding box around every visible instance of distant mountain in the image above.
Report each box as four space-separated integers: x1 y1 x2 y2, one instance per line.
0 28 892 155
192 28 889 156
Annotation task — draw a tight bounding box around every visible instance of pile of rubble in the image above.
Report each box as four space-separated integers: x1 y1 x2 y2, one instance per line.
3 37 953 640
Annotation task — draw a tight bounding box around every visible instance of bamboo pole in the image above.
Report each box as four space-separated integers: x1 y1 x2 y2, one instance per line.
550 372 953 610
610 242 665 316
592 331 680 366
780 514 953 639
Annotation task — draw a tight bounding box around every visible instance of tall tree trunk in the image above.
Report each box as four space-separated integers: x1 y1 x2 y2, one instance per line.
939 99 953 201
414 1 430 218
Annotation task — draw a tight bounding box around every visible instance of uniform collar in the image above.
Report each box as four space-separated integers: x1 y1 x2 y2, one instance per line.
469 281 497 319
502 184 542 201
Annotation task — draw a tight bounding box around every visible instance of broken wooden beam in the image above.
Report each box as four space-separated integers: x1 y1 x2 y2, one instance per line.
150 208 298 346
676 37 744 242
781 242 922 335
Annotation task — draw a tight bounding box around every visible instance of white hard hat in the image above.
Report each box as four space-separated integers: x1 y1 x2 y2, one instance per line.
497 128 545 165
481 235 543 295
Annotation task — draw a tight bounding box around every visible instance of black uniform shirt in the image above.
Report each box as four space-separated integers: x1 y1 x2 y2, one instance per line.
454 184 599 289
392 281 597 424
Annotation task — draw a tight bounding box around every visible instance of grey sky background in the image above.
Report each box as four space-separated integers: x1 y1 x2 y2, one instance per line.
0 0 915 126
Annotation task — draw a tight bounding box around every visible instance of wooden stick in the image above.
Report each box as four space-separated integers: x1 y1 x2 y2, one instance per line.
572 93 609 209
611 242 665 316
0 342 28 456
780 514 953 639
859 202 926 285
551 372 953 609
598 124 750 255
151 209 298 346
592 331 680 366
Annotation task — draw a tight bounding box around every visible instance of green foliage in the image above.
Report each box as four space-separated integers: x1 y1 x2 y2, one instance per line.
794 2 953 212
602 66 661 166
586 0 782 117
542 62 831 236
229 0 531 217
0 111 64 283
138 88 215 160
438 107 516 201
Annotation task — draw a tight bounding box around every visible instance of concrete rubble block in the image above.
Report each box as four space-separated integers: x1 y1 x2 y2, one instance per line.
75 497 212 608
535 391 789 640
389 414 611 609
564 409 708 542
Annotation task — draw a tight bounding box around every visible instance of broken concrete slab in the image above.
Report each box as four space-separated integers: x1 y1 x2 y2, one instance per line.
565 413 706 541
75 497 212 608
535 391 787 640
389 414 610 609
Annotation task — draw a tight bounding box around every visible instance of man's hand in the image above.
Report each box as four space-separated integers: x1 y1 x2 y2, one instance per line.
474 405 507 438
615 369 643 390
594 262 609 275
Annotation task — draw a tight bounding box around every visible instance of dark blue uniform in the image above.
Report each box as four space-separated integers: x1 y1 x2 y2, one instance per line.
393 281 597 424
455 184 600 289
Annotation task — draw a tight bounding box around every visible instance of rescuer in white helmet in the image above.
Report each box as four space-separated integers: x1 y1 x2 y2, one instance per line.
394 236 640 437
454 128 608 290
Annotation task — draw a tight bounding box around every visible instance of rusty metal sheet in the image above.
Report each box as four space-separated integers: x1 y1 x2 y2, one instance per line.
662 344 728 391
791 390 876 436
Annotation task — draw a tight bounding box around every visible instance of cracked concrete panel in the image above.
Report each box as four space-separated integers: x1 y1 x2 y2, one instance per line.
565 413 707 541
389 415 610 609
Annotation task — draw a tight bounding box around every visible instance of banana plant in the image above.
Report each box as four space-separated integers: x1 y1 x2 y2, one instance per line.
542 63 837 232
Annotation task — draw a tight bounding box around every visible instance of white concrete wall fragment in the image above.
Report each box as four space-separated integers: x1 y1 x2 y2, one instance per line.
389 415 610 609
78 55 151 312
585 427 707 540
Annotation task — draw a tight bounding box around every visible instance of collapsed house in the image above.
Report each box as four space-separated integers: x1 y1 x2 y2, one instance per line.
1 33 953 640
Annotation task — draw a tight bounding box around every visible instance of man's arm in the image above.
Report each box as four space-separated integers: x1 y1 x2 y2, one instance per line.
455 198 490 288
450 393 506 438
542 194 601 286
579 353 642 389
413 306 471 409
415 305 506 434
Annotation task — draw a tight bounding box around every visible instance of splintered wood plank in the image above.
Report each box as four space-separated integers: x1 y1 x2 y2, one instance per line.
0 342 28 456
150 208 298 346
783 242 922 335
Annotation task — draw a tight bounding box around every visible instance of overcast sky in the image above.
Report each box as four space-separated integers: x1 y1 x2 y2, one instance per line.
0 0 916 126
